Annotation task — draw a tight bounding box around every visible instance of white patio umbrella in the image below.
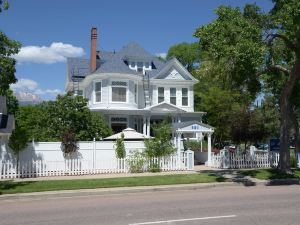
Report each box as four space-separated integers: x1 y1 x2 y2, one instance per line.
103 128 152 141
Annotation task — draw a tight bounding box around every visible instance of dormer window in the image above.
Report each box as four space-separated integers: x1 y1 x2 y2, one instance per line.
137 62 143 73
130 62 136 67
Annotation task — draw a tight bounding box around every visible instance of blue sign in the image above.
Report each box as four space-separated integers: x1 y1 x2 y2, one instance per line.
270 139 280 151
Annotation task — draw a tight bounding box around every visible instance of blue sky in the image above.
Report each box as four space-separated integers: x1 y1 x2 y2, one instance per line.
0 0 274 100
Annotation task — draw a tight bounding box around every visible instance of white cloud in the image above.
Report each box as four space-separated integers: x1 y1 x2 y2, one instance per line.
14 42 85 64
11 78 38 91
155 52 167 59
11 78 63 98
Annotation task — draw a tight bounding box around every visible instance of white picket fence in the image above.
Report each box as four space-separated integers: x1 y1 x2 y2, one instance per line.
210 152 280 169
0 154 192 179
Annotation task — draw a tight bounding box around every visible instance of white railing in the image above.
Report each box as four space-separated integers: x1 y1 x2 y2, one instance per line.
0 153 193 179
210 152 279 169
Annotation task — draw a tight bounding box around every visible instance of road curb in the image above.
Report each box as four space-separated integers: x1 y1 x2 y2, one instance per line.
0 178 299 201
0 182 246 201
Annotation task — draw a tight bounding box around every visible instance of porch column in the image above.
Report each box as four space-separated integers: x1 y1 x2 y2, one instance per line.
147 116 150 136
207 133 212 166
143 116 146 135
177 132 182 158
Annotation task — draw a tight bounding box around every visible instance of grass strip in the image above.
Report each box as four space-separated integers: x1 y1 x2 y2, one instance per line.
239 169 300 180
0 173 225 195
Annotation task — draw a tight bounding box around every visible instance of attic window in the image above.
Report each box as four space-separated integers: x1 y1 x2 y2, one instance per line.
137 62 143 73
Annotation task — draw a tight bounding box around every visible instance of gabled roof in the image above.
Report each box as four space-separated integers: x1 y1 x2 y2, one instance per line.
152 58 198 81
172 120 214 133
146 102 186 113
104 127 151 141
119 42 154 61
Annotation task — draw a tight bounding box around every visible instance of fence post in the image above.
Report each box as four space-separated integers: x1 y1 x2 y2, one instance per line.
185 150 194 170
93 138 96 173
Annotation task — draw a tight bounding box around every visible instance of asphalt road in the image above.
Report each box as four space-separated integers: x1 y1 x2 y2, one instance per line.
1 185 300 225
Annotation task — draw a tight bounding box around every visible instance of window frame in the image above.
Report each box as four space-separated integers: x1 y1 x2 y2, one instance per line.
94 81 102 103
110 80 128 103
170 87 177 105
158 87 165 103
182 88 189 106
134 83 138 104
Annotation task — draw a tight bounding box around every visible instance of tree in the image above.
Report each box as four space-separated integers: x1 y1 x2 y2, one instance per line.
61 130 79 157
230 107 267 150
115 133 126 159
8 125 29 169
167 42 200 71
5 89 18 115
144 121 175 158
0 0 9 12
0 27 21 95
16 93 112 141
194 2 300 173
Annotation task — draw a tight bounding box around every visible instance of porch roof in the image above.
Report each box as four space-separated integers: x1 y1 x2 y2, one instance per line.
104 128 152 140
172 120 214 134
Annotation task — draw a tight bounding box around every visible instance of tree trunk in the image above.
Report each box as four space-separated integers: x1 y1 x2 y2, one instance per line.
290 104 300 163
278 57 300 173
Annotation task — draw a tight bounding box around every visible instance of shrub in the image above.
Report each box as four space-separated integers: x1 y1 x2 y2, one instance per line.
291 154 297 168
114 133 126 159
144 121 175 158
148 160 161 173
61 130 79 157
126 150 146 173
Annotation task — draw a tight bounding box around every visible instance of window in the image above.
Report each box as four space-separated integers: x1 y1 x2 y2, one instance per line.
182 88 188 106
112 81 127 102
137 62 143 73
134 83 138 104
130 62 136 68
75 90 83 96
158 87 164 103
95 82 102 102
145 62 150 68
170 88 176 105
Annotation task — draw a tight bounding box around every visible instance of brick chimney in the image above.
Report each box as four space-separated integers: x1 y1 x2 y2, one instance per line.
90 27 97 72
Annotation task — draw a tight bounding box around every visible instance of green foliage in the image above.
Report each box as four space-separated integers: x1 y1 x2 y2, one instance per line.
61 130 79 157
8 126 29 156
4 89 18 115
148 160 161 173
0 0 9 12
115 133 126 159
144 121 175 158
194 4 266 98
15 93 112 141
167 42 200 71
0 32 21 95
230 107 267 146
186 140 208 152
126 150 146 173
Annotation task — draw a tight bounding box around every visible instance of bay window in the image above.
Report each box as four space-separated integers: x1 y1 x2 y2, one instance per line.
94 82 102 102
111 81 127 102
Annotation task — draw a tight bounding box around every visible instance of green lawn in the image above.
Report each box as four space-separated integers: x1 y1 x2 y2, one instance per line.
239 169 300 180
0 173 225 195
